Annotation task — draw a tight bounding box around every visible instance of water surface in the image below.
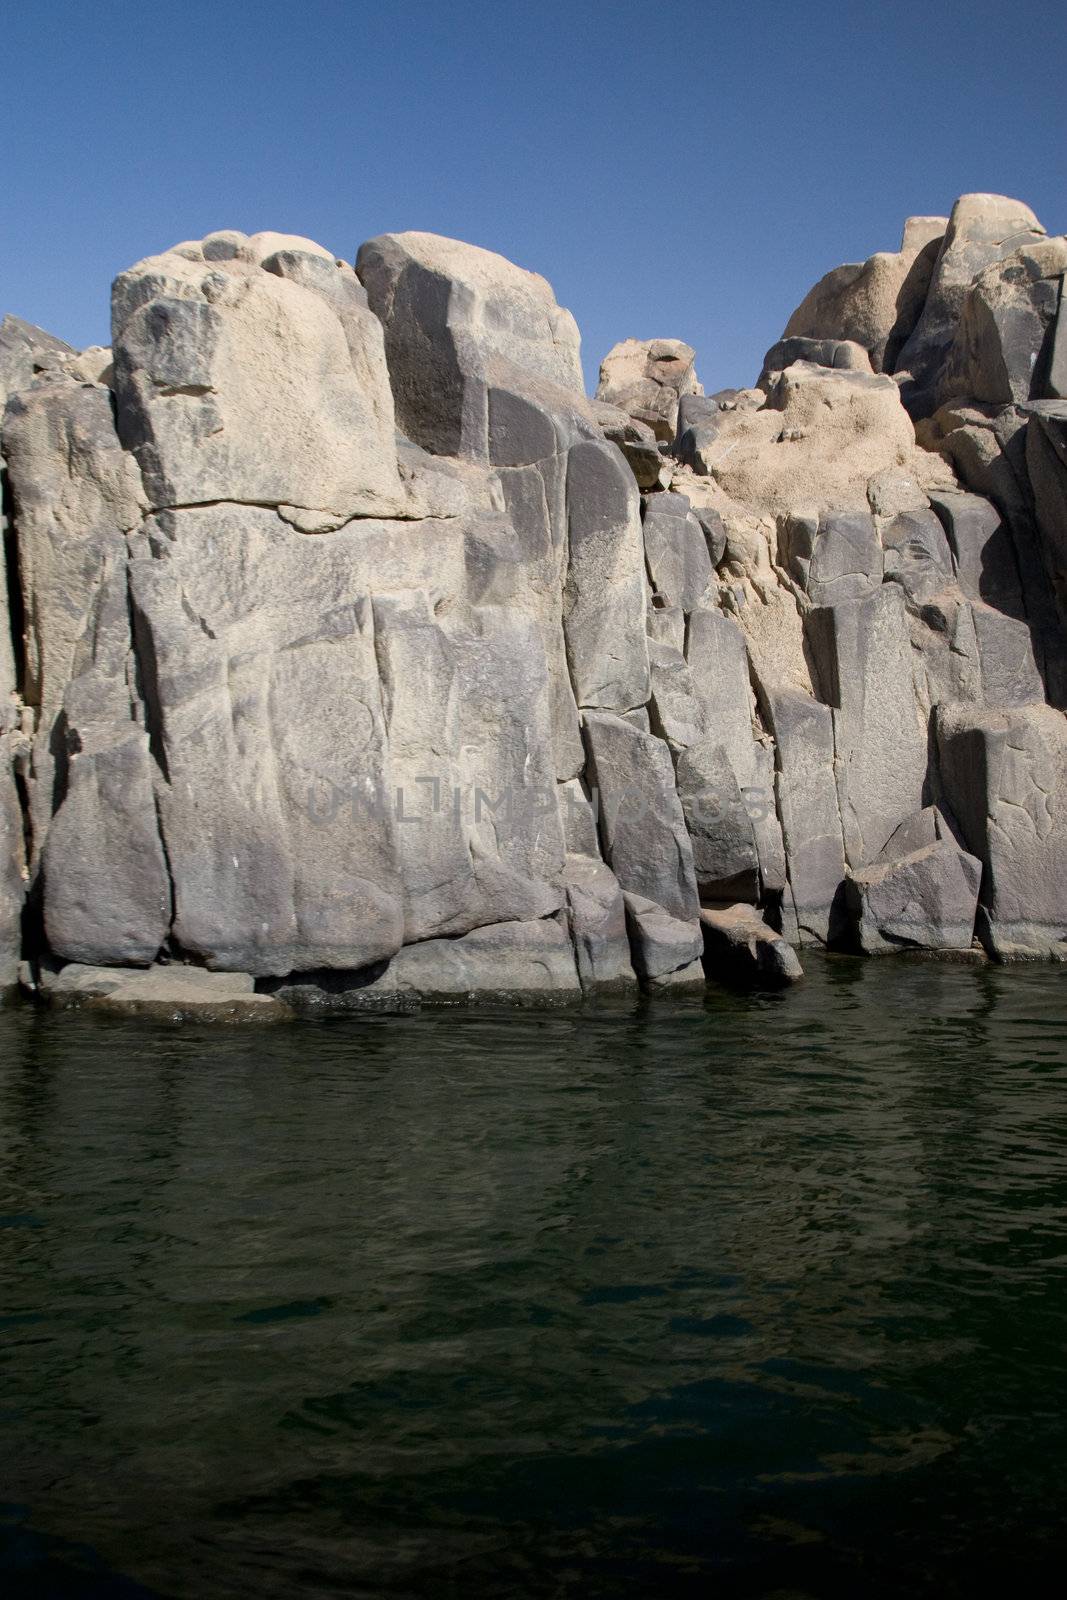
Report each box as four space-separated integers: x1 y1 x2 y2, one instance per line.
2 955 1066 1597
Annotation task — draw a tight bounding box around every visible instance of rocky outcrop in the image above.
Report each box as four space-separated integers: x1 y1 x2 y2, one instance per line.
2 189 1066 1016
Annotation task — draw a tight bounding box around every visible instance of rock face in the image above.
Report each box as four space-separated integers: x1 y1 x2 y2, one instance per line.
2 190 1067 1014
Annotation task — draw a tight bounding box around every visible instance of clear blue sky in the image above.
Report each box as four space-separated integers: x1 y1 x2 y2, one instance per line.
4 0 1065 392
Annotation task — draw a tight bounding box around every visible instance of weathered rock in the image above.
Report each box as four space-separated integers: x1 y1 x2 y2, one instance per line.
699 904 803 985
778 510 882 605
673 738 759 903
782 217 945 372
41 723 171 967
112 231 405 520
596 338 700 441
2 377 146 843
0 315 75 405
807 585 928 866
565 856 638 993
373 589 566 942
685 605 787 894
881 509 954 607
928 489 1026 614
895 194 1046 416
356 231 585 460
647 641 708 748
623 891 703 983
759 336 873 385
938 237 1067 407
563 439 650 709
1024 402 1067 617
40 962 289 1021
288 917 582 1007
703 362 933 517
593 403 663 488
642 492 714 612
765 689 846 943
583 711 700 924
0 741 25 990
845 838 981 953
937 700 1067 958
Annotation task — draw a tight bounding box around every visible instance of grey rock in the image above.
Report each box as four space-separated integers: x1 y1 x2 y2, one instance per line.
1025 402 1067 621
326 917 582 1006
674 738 759 903
583 711 700 924
646 602 686 653
765 689 846 943
779 510 882 605
623 891 703 983
877 804 949 860
937 700 1067 958
642 493 714 612
0 314 75 406
373 590 566 942
563 439 650 710
807 585 928 865
880 509 953 608
2 378 146 844
938 237 1067 407
41 962 289 1021
928 489 1026 615
0 741 25 990
699 904 803 985
647 640 708 748
42 723 171 967
970 602 1044 707
895 194 1046 416
565 856 638 993
846 838 981 953
685 605 787 891
759 336 872 386
356 231 585 461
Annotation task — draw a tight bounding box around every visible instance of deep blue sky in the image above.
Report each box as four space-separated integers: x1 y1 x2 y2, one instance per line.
4 0 1065 392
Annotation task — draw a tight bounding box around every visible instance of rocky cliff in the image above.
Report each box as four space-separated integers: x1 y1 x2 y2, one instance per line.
1 193 1065 1014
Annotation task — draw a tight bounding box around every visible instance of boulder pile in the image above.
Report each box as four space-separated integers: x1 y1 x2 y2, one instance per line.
2 193 1065 1013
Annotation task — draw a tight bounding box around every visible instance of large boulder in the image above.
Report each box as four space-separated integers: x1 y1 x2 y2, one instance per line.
895 194 1046 416
356 230 585 461
112 230 405 523
845 838 981 953
782 216 946 373
596 338 701 441
938 236 1067 407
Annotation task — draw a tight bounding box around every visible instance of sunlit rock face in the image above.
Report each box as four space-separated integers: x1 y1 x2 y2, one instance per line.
4 193 1067 1010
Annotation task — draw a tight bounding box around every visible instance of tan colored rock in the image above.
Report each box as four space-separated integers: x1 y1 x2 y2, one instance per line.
703 364 919 516
783 214 946 371
596 338 701 440
112 231 405 520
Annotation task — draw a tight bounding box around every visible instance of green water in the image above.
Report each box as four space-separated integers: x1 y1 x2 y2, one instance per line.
1 955 1066 1598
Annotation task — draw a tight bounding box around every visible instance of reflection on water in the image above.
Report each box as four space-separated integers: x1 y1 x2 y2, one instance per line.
1 955 1066 1597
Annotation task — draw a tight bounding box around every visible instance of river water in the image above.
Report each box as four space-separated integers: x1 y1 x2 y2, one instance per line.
1 954 1066 1598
